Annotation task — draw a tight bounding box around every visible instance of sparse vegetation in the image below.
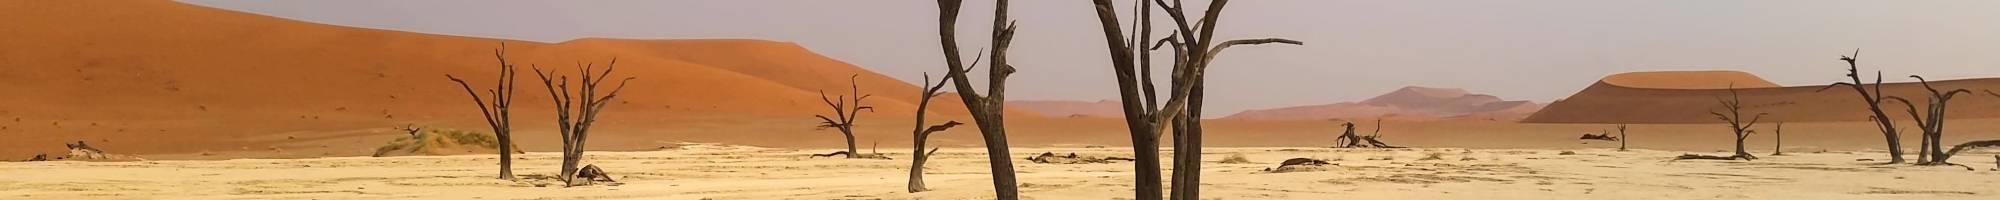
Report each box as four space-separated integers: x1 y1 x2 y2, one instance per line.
1218 153 1253 164
372 126 522 157
933 0 1023 198
1816 50 1906 164
445 44 522 180
531 57 635 187
812 74 888 159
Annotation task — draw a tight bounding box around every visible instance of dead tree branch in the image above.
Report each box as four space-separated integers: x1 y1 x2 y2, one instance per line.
445 44 521 180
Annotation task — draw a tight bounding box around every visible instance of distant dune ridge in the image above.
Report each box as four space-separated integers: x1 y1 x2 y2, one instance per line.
1010 100 1127 118
1221 86 1542 121
1525 70 2000 123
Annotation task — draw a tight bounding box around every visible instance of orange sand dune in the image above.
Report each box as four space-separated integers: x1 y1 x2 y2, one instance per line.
1009 100 1127 118
1225 86 1542 121
0 0 1026 157
1527 70 2000 123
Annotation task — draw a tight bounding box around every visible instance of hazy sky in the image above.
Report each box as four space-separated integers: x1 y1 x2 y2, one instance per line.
181 0 2000 115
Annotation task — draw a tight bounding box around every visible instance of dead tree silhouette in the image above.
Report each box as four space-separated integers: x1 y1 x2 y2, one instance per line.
1619 124 1629 151
1087 0 1302 199
813 75 887 159
1816 49 1906 164
531 58 634 187
933 0 1023 198
1771 123 1784 156
445 44 521 180
908 71 967 192
1680 85 1763 161
1883 75 1972 165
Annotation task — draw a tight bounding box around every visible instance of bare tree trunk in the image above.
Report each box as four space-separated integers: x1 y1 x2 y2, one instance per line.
1885 76 1972 166
1617 124 1628 151
532 58 635 187
1932 140 2000 167
934 0 1020 198
1771 123 1783 156
1819 50 1904 164
909 72 959 193
1698 85 1763 161
446 44 520 180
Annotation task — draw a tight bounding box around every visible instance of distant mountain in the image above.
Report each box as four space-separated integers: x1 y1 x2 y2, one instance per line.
1223 86 1542 121
1010 100 1126 118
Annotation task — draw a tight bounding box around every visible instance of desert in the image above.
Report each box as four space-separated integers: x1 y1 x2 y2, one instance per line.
3 1 1998 199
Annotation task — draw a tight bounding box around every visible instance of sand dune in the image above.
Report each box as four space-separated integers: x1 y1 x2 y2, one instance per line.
1226 86 1542 121
1009 100 1128 118
1526 71 2000 123
0 0 1017 157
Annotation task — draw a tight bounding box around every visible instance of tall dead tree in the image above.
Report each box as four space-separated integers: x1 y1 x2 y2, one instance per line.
446 44 520 180
814 75 881 159
1883 75 1971 165
1694 85 1764 161
1816 49 1906 164
1617 124 1629 151
934 0 1022 198
908 72 966 193
532 58 634 187
1088 0 1301 199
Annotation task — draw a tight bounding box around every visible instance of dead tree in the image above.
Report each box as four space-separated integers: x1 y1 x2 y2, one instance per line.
1685 85 1764 161
531 58 634 187
813 75 884 159
446 44 520 180
1334 122 1363 147
1771 123 1784 156
1618 124 1629 151
908 71 966 193
1816 49 1906 164
1087 0 1301 199
1883 75 1970 165
934 0 1022 198
1930 140 2000 170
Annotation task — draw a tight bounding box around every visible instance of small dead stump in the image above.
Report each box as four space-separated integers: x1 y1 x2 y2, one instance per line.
1027 152 1125 164
808 151 892 160
571 164 619 186
1263 158 1337 173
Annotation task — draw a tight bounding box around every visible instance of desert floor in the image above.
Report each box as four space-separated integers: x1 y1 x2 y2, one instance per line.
3 144 1997 200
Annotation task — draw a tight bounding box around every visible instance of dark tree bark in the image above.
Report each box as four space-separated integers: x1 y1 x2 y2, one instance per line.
1816 50 1905 164
1771 123 1783 156
1689 85 1764 161
814 75 879 159
1618 124 1629 151
1088 0 1300 199
445 44 520 180
908 72 965 193
1930 140 2000 169
934 0 1021 198
531 58 634 187
1885 75 1971 165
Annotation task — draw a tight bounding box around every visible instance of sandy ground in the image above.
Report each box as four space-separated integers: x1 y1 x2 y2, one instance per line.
4 144 1997 199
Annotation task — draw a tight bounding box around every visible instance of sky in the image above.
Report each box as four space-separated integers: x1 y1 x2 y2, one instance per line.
180 0 2000 115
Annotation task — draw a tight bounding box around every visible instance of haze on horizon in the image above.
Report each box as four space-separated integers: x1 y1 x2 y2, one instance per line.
180 0 2000 115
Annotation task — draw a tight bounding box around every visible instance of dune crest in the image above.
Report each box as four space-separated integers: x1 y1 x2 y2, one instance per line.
1224 86 1541 121
1526 70 2000 123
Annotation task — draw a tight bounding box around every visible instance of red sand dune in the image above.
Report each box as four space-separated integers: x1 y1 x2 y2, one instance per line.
1526 70 2000 123
1224 86 1542 121
0 0 1033 157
